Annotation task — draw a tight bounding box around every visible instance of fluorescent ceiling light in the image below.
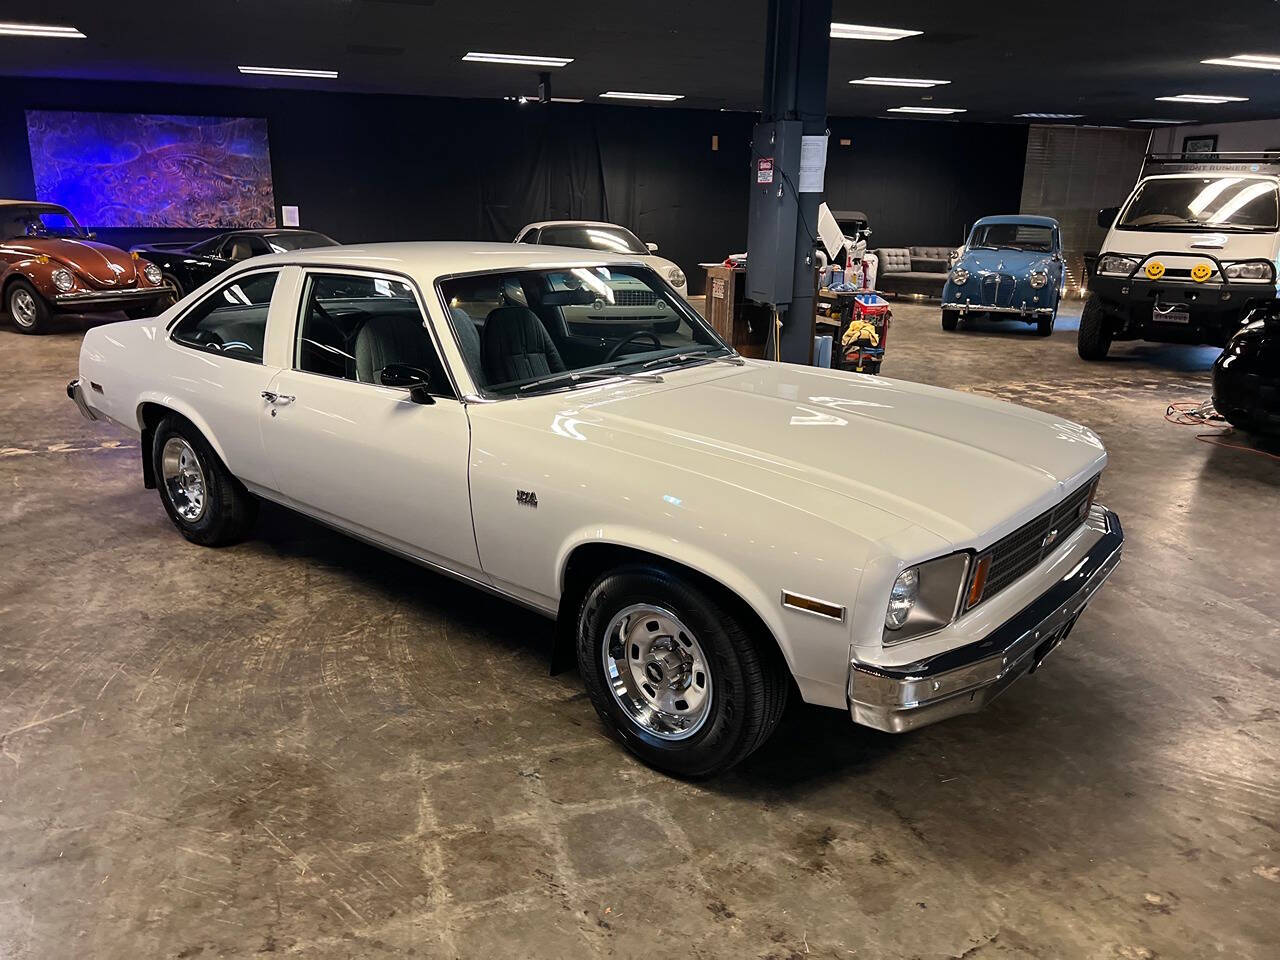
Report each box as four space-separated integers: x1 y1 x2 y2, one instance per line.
887 106 966 115
239 66 338 78
462 52 573 67
1016 112 1085 119
1201 53 1280 70
0 21 85 38
600 91 684 101
550 97 584 103
1130 118 1184 123
851 77 948 87
831 23 921 41
1156 94 1249 104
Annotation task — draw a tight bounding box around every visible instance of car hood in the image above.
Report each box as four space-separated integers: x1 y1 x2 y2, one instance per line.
1103 229 1278 260
529 362 1106 547
957 248 1054 274
4 237 141 287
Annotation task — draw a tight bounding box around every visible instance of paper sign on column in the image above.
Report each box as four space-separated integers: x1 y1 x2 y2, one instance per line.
798 135 828 193
281 205 300 227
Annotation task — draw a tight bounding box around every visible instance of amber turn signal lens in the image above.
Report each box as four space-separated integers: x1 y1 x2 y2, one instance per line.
966 554 991 610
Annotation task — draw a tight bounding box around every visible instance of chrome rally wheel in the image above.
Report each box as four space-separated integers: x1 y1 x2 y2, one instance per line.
602 604 712 740
160 436 207 522
10 287 38 328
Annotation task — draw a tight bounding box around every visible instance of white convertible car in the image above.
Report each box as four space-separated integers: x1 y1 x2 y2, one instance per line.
68 243 1123 776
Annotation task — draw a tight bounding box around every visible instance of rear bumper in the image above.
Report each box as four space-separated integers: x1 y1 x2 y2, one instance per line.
848 505 1123 733
943 301 1054 318
54 286 173 311
67 378 98 422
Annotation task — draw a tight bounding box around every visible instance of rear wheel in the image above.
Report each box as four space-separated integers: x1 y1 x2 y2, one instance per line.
576 565 788 778
1077 294 1112 360
941 309 960 331
152 415 257 546
7 279 51 334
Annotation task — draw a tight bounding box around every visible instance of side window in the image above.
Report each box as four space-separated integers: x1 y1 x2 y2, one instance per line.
518 230 540 244
295 272 453 397
170 270 278 363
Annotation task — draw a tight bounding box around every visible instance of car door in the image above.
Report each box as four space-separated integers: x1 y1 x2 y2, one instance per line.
259 267 482 577
164 267 293 488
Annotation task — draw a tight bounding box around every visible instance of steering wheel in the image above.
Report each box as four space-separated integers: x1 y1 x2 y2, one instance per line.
603 330 662 363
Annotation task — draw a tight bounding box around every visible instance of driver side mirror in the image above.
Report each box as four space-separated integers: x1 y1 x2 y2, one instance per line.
380 363 435 405
1097 207 1120 229
646 242 659 253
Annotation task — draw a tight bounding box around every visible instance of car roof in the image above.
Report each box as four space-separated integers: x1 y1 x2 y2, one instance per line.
972 215 1058 228
0 199 69 212
522 220 632 231
245 241 652 277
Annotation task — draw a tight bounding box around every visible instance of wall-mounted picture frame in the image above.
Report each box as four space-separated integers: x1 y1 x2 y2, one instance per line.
1182 134 1219 156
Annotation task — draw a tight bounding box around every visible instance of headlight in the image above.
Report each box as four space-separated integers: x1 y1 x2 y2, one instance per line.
882 552 971 643
666 266 686 287
1224 261 1274 282
143 262 163 285
1029 269 1049 289
51 268 74 292
1097 254 1138 277
950 267 969 285
885 568 919 631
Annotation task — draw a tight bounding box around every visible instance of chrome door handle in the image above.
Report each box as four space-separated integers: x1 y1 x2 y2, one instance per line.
260 391 295 404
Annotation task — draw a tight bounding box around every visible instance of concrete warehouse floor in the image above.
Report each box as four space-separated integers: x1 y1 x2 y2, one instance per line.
1 299 1278 960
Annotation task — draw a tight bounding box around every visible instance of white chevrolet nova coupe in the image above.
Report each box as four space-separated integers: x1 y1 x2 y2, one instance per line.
69 243 1123 777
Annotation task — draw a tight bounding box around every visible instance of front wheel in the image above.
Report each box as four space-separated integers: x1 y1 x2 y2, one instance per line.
7 279 51 334
1077 294 1112 360
152 415 257 546
576 566 788 778
941 309 960 331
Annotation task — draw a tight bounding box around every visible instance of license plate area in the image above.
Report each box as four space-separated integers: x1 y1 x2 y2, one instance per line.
1153 303 1191 324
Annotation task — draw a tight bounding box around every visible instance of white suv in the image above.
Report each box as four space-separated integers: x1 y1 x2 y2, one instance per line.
1081 154 1280 360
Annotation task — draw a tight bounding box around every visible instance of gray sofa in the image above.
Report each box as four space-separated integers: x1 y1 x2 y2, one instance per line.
874 246 956 298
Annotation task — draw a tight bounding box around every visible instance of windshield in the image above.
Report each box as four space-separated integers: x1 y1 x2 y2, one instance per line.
1 206 85 241
263 231 337 252
441 265 731 396
969 223 1054 252
1119 177 1280 231
535 224 649 256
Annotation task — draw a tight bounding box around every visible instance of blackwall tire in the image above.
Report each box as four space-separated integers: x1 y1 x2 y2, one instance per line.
576 565 788 778
151 415 257 546
941 309 960 331
1077 294 1112 360
7 279 51 334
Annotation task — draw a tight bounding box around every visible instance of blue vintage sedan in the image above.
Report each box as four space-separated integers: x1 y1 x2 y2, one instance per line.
941 215 1064 336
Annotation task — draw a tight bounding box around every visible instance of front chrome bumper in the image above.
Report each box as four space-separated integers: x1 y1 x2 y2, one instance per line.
67 378 98 422
943 301 1054 318
54 285 174 310
848 505 1123 733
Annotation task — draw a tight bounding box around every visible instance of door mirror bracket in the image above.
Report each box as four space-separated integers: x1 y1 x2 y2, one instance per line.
379 363 436 404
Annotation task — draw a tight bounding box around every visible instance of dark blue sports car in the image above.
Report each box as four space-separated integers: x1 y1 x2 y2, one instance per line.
942 215 1064 337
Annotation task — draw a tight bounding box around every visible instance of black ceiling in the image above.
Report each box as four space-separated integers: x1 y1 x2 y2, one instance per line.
2 0 1279 125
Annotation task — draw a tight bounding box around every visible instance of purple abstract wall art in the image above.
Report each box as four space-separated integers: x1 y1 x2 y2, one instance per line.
25 110 276 228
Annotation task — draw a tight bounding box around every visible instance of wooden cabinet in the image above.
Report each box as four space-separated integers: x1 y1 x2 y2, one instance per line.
701 265 770 359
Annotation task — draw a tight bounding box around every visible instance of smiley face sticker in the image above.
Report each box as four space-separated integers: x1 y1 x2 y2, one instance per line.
1145 260 1166 281
1190 262 1213 283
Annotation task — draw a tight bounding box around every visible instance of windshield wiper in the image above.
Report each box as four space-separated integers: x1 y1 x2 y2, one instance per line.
640 349 744 371
517 368 664 394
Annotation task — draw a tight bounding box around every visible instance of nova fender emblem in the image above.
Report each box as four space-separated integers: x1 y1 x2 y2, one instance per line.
1042 528 1059 550
516 490 538 508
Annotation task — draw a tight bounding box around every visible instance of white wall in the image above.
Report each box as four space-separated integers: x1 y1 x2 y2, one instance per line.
1149 118 1280 153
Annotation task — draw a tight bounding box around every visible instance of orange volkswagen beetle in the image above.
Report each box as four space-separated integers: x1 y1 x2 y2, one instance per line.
1 200 174 334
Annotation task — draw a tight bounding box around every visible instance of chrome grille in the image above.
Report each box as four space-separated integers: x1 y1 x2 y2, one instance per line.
979 273 1017 308
973 478 1098 606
